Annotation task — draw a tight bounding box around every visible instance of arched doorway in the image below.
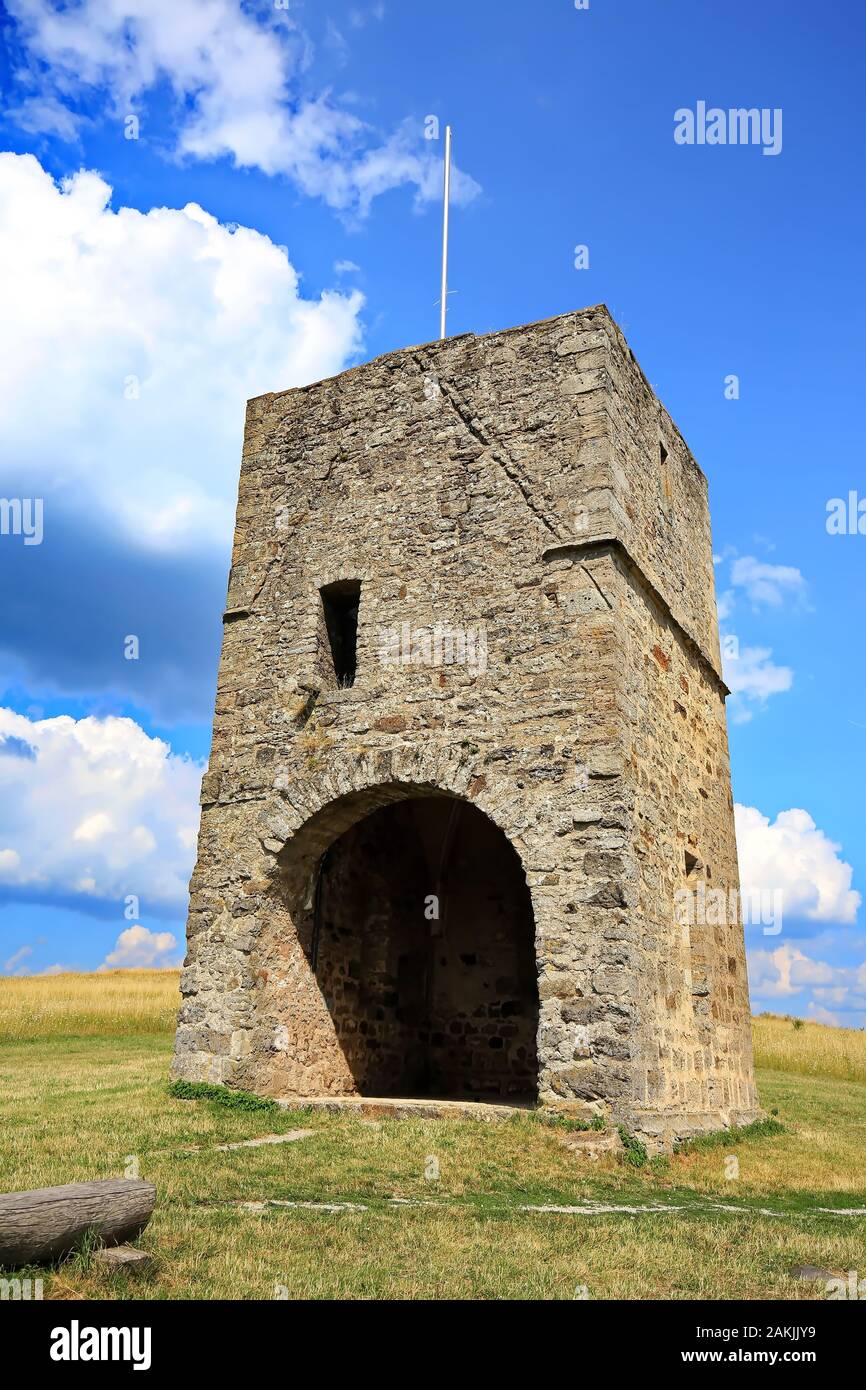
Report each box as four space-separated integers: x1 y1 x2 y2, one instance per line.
300 794 539 1102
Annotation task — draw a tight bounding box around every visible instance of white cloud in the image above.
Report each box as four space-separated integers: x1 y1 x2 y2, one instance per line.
349 3 386 26
0 707 201 912
348 119 480 218
736 804 861 926
7 94 84 141
729 555 807 609
806 1002 845 1026
5 1 478 217
723 645 793 722
748 944 833 998
99 924 179 969
715 550 803 720
748 943 866 1024
324 19 350 67
73 812 114 844
3 944 32 974
0 151 364 551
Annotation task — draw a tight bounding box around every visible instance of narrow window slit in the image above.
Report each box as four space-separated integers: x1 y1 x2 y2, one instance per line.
320 580 360 686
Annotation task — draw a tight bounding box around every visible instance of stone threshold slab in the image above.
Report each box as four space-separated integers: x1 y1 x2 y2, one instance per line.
274 1096 535 1124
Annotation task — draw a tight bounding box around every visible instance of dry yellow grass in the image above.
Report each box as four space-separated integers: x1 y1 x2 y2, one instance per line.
0 968 180 1040
752 1011 866 1084
3 973 864 1076
3 973 862 1081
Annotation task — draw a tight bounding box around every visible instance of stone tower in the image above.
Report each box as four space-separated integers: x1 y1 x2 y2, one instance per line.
172 305 760 1145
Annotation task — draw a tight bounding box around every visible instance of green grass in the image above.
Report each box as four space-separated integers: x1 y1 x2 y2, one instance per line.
1 973 864 1299
617 1127 650 1168
674 1117 787 1155
167 1079 284 1114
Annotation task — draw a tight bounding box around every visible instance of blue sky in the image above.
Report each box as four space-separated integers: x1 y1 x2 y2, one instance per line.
0 0 863 1022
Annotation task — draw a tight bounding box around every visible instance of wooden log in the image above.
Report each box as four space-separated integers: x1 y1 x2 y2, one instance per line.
0 1179 156 1268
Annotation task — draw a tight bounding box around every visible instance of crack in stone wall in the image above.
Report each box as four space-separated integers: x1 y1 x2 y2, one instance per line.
412 349 562 539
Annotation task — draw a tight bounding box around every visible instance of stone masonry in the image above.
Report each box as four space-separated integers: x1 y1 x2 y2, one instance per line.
172 304 761 1146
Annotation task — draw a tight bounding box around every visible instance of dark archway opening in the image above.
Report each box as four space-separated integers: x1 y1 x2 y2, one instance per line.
307 796 538 1102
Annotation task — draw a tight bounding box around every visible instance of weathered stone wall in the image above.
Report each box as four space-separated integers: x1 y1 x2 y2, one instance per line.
617 555 758 1132
172 304 760 1144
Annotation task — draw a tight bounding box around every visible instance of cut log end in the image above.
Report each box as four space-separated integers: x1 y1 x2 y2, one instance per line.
0 1179 156 1269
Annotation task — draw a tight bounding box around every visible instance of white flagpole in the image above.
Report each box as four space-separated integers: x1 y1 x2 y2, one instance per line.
439 124 452 340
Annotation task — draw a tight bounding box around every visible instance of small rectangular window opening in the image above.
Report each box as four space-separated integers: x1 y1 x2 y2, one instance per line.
320 580 360 687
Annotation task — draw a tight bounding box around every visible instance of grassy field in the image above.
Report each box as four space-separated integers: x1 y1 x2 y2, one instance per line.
0 969 179 1040
1 971 864 1300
